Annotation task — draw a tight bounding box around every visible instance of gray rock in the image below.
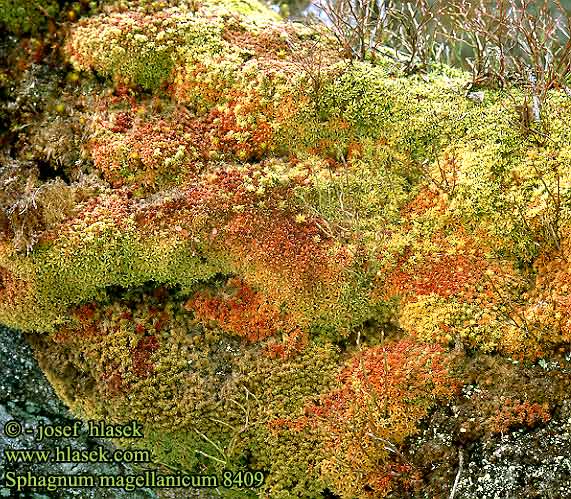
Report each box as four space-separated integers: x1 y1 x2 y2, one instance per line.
0 326 158 499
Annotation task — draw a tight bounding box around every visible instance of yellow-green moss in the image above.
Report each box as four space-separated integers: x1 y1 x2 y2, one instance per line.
0 0 58 33
5 3 571 496
30 294 339 497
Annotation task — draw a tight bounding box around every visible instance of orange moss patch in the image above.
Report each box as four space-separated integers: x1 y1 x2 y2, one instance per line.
101 364 125 397
171 61 228 106
523 242 571 347
221 23 290 59
89 111 201 189
379 224 500 304
272 339 457 498
215 208 355 327
0 267 27 307
401 186 444 217
131 334 160 378
383 250 485 300
89 90 279 190
487 399 551 435
263 327 309 359
185 277 283 342
205 90 275 161
221 210 338 285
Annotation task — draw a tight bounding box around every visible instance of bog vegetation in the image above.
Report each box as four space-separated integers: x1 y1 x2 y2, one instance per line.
1 0 571 497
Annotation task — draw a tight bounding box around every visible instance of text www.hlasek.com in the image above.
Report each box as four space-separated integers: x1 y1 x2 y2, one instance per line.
4 445 151 464
2 418 265 492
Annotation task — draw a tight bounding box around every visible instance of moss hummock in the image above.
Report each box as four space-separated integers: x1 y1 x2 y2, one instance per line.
2 0 571 497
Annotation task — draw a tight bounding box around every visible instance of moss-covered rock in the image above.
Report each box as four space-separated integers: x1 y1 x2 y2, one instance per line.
2 0 571 496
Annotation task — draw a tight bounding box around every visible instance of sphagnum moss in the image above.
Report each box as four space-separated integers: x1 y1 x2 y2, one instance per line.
3 0 571 497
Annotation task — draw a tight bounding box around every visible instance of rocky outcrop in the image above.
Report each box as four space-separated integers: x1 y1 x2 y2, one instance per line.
0 326 156 498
